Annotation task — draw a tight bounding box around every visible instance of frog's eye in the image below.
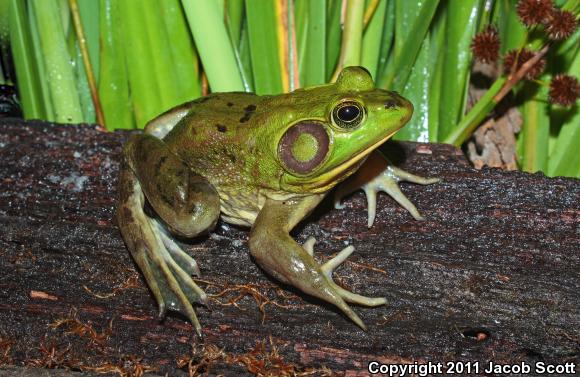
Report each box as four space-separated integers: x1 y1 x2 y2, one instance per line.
332 101 364 129
278 121 330 175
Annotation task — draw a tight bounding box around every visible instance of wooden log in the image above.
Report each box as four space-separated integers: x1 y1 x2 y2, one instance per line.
0 119 578 376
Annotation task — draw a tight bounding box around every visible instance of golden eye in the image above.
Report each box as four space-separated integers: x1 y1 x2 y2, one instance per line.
332 101 364 129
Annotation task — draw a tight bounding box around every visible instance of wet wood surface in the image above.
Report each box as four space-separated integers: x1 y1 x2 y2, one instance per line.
0 119 578 376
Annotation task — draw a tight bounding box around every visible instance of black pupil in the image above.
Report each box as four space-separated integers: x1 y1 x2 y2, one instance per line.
338 105 359 122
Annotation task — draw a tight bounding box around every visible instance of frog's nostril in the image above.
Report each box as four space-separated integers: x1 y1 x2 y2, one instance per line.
384 100 398 109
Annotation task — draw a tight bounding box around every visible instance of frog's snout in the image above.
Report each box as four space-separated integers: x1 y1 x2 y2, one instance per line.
383 92 413 124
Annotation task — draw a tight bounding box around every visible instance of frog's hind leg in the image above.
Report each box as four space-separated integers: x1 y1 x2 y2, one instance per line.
117 135 220 336
334 151 440 227
250 198 386 330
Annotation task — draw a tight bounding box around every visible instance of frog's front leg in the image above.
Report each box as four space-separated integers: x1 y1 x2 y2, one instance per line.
249 197 386 330
335 150 440 227
117 134 220 336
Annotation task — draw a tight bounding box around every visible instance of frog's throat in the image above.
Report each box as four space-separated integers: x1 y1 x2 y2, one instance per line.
286 129 399 193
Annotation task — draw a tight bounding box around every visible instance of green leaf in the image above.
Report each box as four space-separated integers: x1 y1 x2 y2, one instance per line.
375 0 394 83
298 0 326 87
381 0 440 91
547 41 580 178
7 0 46 118
361 0 387 79
341 0 365 68
118 0 163 127
225 0 243 46
325 0 342 80
427 7 447 141
99 0 132 130
438 0 483 141
77 0 99 82
444 77 506 146
28 0 54 120
181 0 244 92
520 83 550 173
245 0 284 94
30 0 83 123
160 0 201 103
394 36 431 141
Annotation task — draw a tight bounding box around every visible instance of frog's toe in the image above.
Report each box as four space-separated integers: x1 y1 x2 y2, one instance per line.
304 238 387 324
361 166 440 226
302 236 317 256
154 220 201 277
320 244 387 307
119 210 207 336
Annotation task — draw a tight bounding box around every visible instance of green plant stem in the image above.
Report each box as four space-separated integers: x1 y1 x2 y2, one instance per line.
443 78 505 146
30 0 82 123
445 44 550 146
7 0 46 118
99 0 133 130
245 0 284 94
69 0 105 127
181 0 243 92
381 0 440 91
332 0 364 81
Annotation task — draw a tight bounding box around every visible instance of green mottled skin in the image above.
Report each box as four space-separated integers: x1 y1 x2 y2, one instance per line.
116 67 435 335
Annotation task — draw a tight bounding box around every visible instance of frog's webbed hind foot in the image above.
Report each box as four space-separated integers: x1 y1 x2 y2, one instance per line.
334 151 440 227
303 237 387 309
117 167 207 336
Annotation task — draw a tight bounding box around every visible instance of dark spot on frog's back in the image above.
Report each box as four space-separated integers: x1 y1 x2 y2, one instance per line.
227 102 234 107
216 124 227 133
239 104 257 123
155 155 167 172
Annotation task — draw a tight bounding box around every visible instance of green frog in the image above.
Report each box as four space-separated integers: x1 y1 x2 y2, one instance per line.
116 67 439 336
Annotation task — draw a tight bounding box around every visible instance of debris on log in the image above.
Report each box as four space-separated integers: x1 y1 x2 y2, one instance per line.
0 119 578 376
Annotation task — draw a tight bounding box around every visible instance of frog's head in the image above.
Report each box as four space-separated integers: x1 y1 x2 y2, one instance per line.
265 66 412 194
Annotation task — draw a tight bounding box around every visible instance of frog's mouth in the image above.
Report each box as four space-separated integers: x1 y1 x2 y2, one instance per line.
284 129 399 193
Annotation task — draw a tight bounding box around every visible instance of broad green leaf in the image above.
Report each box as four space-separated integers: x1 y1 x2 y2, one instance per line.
325 0 342 80
245 0 284 94
77 0 99 82
548 42 580 178
438 0 483 141
427 6 447 141
181 0 243 92
381 0 440 92
225 0 244 46
160 0 201 103
299 0 326 87
99 0 133 130
394 36 431 142
375 0 394 83
30 0 82 123
118 0 163 127
520 83 550 173
341 0 364 68
7 0 46 118
361 0 387 79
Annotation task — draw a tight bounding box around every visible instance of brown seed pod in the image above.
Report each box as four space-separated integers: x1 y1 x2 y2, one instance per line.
544 9 578 40
516 0 555 26
471 25 501 63
549 74 580 107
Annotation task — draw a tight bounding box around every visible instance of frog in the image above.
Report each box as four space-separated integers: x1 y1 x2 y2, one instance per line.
116 66 439 336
